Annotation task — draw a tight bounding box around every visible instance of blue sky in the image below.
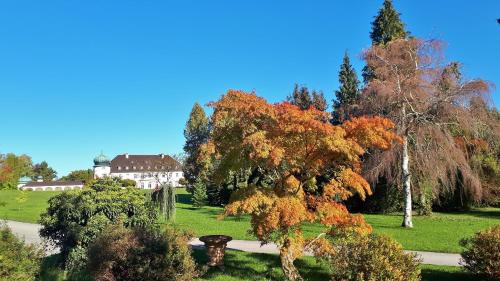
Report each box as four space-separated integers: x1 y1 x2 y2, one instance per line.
1 0 499 176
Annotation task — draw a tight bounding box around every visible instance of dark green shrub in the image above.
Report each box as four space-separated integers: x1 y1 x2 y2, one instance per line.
321 233 421 281
39 177 157 265
0 225 44 281
460 225 500 280
87 223 197 281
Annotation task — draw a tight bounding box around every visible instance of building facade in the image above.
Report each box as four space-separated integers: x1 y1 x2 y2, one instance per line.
93 153 184 189
19 180 84 191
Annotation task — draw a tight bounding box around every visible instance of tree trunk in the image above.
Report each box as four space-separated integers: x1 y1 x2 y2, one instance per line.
279 244 303 281
401 135 413 228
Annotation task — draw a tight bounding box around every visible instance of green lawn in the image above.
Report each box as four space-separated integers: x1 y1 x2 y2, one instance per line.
39 250 475 281
1 189 499 253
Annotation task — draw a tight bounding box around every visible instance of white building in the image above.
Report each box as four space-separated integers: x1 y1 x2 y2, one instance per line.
19 179 84 191
93 153 184 189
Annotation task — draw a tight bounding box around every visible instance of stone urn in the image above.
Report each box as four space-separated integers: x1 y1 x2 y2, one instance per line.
199 235 232 269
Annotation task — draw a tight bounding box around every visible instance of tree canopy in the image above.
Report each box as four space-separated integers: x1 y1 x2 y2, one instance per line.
30 161 57 181
183 102 210 188
199 90 400 281
370 0 408 45
332 52 361 124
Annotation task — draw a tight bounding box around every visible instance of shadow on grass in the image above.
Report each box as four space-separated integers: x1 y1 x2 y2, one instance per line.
420 266 475 281
193 249 329 281
177 193 193 204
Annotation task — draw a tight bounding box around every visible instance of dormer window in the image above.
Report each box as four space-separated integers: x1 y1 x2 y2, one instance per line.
140 166 143 170
118 166 121 170
133 166 136 170
125 166 129 170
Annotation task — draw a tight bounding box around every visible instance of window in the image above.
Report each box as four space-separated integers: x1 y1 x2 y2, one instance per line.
125 166 129 170
133 166 136 170
176 172 179 177
134 174 139 179
148 182 152 188
140 166 143 170
141 182 144 188
118 166 121 170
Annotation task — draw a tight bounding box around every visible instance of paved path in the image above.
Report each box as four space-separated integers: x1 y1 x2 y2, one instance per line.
4 220 461 266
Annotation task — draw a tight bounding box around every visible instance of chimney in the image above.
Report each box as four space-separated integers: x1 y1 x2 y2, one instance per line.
160 153 165 159
125 153 129 159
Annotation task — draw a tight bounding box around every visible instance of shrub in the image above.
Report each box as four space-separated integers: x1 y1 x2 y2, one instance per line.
318 233 421 281
0 224 44 281
39 177 157 265
460 225 500 280
87 223 197 281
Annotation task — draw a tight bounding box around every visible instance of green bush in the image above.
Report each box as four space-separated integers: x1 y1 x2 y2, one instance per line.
39 177 157 265
87 223 197 281
460 225 500 280
322 233 421 281
0 225 44 281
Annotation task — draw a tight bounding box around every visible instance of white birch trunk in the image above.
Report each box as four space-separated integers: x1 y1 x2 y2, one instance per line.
401 134 413 228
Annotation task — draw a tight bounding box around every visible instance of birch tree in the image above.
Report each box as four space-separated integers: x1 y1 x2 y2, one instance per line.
361 38 490 227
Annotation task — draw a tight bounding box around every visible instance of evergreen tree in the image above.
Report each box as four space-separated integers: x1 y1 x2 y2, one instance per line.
31 161 57 181
332 52 360 124
364 0 408 83
192 180 207 208
370 0 408 45
183 102 209 190
287 84 327 111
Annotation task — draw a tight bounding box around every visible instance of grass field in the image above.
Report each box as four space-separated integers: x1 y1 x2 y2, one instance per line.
1 189 499 253
39 250 475 281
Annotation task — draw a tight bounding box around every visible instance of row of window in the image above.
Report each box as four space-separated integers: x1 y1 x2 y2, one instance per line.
116 172 180 179
117 165 177 171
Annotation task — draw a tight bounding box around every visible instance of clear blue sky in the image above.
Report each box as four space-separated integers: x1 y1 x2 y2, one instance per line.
1 0 499 176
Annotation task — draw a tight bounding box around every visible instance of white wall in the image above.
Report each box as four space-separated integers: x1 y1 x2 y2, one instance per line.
110 171 184 189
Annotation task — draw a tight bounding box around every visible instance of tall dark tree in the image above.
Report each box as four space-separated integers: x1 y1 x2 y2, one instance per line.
183 102 210 190
287 84 327 111
332 52 360 124
364 0 408 83
60 169 94 184
370 0 408 45
31 161 57 181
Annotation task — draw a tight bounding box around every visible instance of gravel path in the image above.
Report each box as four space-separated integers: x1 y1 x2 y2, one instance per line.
4 220 462 266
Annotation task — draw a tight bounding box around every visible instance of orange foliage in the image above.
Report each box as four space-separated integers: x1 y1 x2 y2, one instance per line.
200 90 399 261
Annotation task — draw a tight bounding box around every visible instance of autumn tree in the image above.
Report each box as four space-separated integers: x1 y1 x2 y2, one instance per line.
332 52 361 124
31 161 57 181
287 84 327 111
0 153 32 189
199 90 399 281
360 38 490 227
183 102 210 190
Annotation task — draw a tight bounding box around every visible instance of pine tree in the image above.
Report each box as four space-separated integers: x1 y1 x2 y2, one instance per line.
288 84 327 111
370 0 408 45
364 0 408 83
183 102 210 190
192 180 208 208
332 52 360 124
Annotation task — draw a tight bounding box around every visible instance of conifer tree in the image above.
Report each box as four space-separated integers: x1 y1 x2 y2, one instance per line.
364 0 408 83
287 84 327 111
332 52 360 124
183 103 210 190
370 0 408 45
192 179 208 208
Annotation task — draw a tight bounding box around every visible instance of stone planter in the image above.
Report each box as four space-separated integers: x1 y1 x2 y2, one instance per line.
199 235 232 270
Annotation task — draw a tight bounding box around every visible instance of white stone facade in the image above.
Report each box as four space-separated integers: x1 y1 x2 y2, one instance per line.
93 153 184 189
